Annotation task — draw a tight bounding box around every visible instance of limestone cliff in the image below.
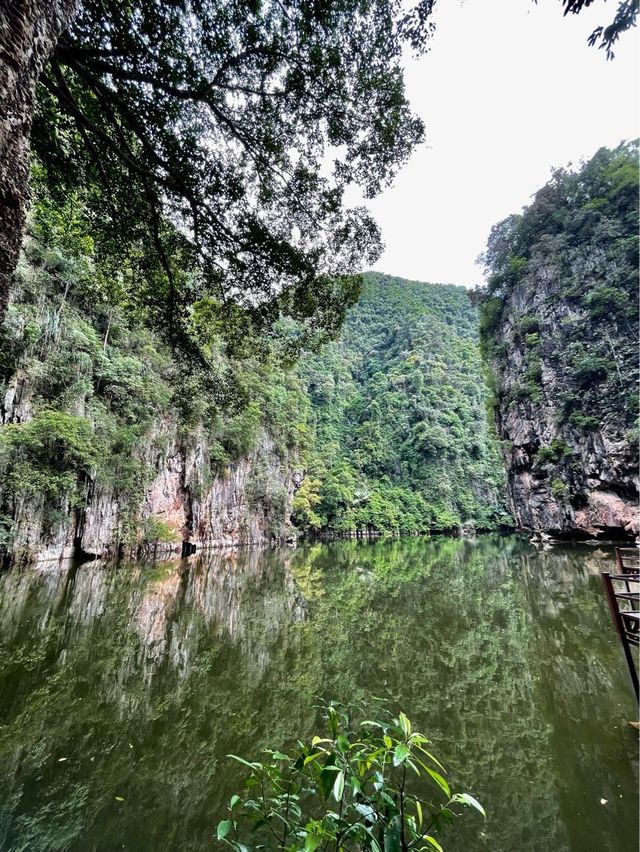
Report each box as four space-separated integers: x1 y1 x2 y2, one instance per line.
0 224 306 565
481 142 639 539
2 373 300 563
2 389 300 564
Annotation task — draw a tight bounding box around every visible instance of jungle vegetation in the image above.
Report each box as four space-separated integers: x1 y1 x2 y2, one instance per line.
294 275 511 534
0 182 510 548
2 6 634 552
478 140 639 438
0 175 313 548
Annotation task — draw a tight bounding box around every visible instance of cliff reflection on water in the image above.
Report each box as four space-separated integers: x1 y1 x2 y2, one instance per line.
0 536 637 852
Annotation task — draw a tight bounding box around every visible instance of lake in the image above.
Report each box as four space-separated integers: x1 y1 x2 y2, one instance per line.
0 535 637 851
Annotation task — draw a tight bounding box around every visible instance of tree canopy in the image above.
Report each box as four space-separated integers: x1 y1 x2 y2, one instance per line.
558 0 639 58
32 0 437 346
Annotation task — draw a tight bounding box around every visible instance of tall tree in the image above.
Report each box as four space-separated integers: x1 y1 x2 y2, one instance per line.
0 0 78 322
22 0 438 338
0 0 636 331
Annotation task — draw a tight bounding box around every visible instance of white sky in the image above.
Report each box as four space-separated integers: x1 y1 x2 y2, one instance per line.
356 0 640 287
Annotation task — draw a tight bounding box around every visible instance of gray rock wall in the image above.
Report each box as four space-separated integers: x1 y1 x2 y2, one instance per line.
2 375 301 562
491 239 638 539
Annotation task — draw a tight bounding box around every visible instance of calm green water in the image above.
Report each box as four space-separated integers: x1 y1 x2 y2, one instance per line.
0 535 637 851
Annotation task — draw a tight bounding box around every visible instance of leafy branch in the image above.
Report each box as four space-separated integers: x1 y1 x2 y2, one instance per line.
216 701 484 852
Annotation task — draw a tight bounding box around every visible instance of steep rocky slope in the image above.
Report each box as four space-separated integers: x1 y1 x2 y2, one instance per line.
2 398 299 563
480 142 639 539
1 260 510 564
0 164 513 565
0 225 305 564
1 227 511 564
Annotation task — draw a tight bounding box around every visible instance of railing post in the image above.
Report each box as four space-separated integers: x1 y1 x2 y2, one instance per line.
602 571 639 704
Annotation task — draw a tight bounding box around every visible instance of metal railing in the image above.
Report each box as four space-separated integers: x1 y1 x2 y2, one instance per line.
602 548 640 703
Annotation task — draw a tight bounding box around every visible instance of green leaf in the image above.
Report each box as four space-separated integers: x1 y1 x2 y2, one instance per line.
439 807 456 825
366 747 387 766
383 735 392 748
355 802 376 821
414 756 448 785
217 820 233 840
328 706 339 737
415 745 446 772
318 755 337 799
229 795 240 810
398 712 411 737
416 799 423 829
424 835 443 851
271 751 289 760
453 792 486 817
425 766 451 798
227 755 259 769
305 834 322 852
384 815 402 852
332 770 345 801
337 734 350 753
304 751 325 766
393 742 410 766
380 791 395 807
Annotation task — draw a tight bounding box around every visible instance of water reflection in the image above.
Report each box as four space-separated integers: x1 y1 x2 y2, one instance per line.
0 536 637 852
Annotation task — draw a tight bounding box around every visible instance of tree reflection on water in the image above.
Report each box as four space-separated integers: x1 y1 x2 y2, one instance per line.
0 536 637 851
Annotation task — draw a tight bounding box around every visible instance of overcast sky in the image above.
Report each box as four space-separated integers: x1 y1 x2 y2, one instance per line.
354 0 639 288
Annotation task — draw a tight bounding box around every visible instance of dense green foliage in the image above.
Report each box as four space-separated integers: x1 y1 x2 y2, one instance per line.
0 183 510 553
0 410 96 496
295 274 511 534
30 0 438 343
0 180 310 552
479 141 639 435
218 701 483 851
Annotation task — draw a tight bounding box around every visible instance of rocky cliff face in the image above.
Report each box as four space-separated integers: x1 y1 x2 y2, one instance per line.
481 143 639 539
0 216 308 565
0 0 78 321
2 374 300 563
492 265 638 539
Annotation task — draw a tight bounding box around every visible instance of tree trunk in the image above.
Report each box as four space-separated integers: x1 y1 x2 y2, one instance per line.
0 0 78 322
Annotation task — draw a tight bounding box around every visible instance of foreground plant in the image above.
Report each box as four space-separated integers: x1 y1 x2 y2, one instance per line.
216 702 484 851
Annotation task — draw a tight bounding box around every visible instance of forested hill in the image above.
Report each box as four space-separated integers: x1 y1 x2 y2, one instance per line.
0 188 510 565
293 273 512 534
